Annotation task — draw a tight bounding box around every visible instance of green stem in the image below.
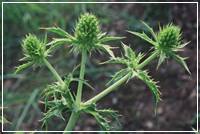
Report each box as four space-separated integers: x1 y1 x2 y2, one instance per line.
75 50 87 104
43 58 64 85
64 112 80 133
64 50 87 132
84 51 159 105
137 50 159 69
84 73 131 105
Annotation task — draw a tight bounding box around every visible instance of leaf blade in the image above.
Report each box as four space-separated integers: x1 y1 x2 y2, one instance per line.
15 62 34 74
128 31 156 46
136 70 161 114
41 27 73 39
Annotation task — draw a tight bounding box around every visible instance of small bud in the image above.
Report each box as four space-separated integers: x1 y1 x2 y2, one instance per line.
22 34 46 65
157 24 181 49
75 13 100 51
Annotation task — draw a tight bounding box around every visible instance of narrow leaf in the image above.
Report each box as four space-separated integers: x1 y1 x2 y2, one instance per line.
15 62 34 74
46 38 72 53
100 57 127 65
122 43 135 59
172 54 191 74
41 27 73 38
177 41 190 49
99 36 125 43
97 32 107 39
97 44 115 58
106 68 130 86
157 53 166 69
72 78 95 90
141 21 157 41
128 31 156 46
83 104 120 131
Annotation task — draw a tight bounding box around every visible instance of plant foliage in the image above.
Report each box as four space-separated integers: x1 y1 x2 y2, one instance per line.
128 22 190 73
15 13 190 132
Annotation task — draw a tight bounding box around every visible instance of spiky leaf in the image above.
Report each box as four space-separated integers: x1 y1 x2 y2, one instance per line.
82 104 120 131
99 36 125 43
141 21 157 41
136 70 161 113
41 27 73 39
107 68 130 86
15 62 34 74
128 31 156 46
171 53 191 74
46 38 72 53
96 44 115 58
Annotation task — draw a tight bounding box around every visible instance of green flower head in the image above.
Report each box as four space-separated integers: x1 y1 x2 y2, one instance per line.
128 22 190 74
157 24 181 50
15 34 48 73
22 34 46 64
43 13 123 55
75 13 100 51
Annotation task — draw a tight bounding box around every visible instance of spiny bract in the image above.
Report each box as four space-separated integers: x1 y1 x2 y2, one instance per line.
75 13 100 51
22 34 46 64
157 24 181 49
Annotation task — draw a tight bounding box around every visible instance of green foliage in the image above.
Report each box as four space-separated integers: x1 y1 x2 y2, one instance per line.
41 74 75 125
15 12 190 132
103 44 161 111
81 103 120 131
41 72 95 127
128 22 190 74
136 70 161 113
15 34 48 73
43 13 124 55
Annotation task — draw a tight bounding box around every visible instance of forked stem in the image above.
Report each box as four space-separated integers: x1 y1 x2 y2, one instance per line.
84 73 131 105
64 50 87 133
84 51 159 105
137 50 159 69
64 50 158 132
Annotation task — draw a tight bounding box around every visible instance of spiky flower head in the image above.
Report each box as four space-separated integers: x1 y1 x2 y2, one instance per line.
128 22 190 74
157 24 181 50
75 13 100 51
22 34 47 65
42 13 123 56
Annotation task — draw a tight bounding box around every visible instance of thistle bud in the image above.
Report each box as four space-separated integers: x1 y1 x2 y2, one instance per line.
157 24 181 49
75 13 100 51
22 34 46 64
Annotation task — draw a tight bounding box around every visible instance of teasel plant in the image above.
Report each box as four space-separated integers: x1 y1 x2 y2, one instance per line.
15 13 190 133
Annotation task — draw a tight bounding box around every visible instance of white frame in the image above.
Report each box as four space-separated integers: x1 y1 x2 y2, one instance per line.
1 1 198 133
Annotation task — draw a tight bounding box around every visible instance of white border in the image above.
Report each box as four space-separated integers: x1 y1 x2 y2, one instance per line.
1 1 198 133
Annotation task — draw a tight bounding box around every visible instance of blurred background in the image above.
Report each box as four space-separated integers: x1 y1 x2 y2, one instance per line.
1 2 197 132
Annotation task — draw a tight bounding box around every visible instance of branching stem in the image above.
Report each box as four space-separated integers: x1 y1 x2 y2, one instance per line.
84 72 131 105
84 51 159 105
137 50 159 69
64 50 87 133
